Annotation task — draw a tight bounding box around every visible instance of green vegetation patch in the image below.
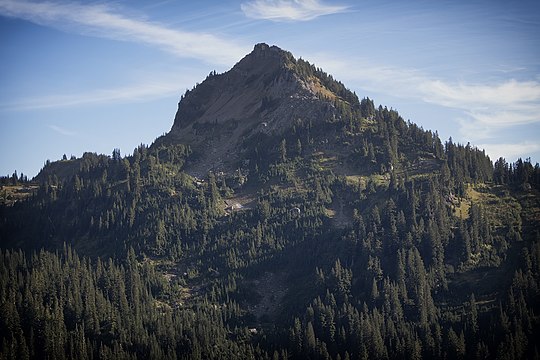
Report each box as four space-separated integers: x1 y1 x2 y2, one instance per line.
456 184 521 228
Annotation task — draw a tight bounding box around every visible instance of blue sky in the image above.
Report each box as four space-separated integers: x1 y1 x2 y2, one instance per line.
1 0 539 178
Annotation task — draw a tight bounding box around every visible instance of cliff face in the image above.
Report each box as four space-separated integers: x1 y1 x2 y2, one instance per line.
159 43 338 175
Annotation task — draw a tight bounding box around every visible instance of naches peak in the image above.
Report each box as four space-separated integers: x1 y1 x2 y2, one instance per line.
158 43 354 175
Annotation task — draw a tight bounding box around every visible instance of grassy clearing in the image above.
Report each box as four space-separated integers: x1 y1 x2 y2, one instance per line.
454 184 521 227
0 184 39 206
309 76 338 101
409 173 436 181
345 175 365 189
312 152 340 172
519 191 540 226
454 191 472 221
370 174 390 188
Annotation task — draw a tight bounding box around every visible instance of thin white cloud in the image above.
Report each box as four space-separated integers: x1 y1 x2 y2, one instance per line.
0 0 242 110
241 0 348 22
420 79 540 114
477 141 540 162
0 80 188 111
0 0 249 65
48 124 76 136
310 54 540 140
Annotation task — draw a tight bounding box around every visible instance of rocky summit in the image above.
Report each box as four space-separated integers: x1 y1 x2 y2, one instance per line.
157 43 346 175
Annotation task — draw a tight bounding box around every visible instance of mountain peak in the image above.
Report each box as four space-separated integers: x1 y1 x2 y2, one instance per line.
232 43 294 74
160 44 346 176
253 42 270 51
252 42 276 54
251 43 290 59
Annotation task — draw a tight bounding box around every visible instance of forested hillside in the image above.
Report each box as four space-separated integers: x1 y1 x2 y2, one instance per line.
1 44 539 359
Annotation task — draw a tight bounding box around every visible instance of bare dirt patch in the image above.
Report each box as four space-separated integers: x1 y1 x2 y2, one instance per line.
223 193 256 212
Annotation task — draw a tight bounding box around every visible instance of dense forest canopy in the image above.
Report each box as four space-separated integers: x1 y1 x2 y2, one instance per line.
1 45 540 359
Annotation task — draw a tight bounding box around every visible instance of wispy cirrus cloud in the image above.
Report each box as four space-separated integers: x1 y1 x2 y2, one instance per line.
241 0 348 22
0 0 249 65
420 79 540 110
0 0 248 109
0 80 191 111
312 55 540 141
477 141 540 162
420 79 540 139
48 124 76 136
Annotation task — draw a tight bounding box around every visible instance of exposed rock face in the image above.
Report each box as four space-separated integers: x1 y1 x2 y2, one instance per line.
159 43 338 174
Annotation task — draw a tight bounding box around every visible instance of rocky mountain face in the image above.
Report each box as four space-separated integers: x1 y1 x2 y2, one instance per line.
157 43 341 175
